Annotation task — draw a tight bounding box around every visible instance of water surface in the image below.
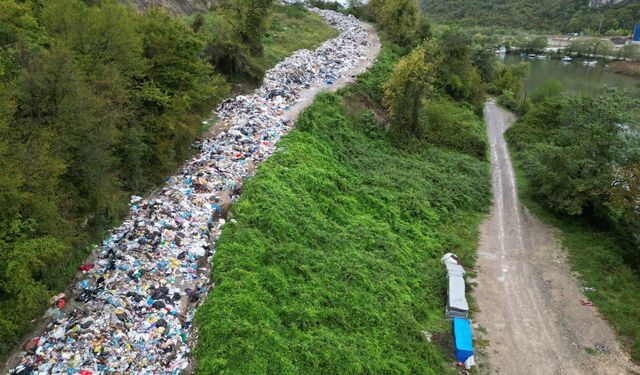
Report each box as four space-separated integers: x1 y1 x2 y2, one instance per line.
503 54 640 97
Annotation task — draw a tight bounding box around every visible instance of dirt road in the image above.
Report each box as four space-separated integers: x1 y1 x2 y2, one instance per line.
474 100 640 375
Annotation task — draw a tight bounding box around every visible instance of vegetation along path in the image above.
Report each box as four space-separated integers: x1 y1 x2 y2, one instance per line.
474 100 640 374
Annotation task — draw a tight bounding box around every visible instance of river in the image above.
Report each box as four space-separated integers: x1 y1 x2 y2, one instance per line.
503 54 640 97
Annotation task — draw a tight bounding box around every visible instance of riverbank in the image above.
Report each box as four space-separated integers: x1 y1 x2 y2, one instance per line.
608 61 640 79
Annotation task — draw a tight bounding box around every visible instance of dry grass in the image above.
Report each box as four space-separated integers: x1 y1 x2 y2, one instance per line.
608 61 640 79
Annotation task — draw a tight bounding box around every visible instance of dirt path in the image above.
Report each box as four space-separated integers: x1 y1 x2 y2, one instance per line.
474 100 640 375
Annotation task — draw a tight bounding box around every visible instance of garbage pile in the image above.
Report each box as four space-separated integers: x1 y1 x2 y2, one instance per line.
10 8 370 375
442 253 475 370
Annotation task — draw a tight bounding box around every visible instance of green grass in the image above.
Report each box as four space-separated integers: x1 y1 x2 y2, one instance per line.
508 139 640 363
193 70 492 373
263 5 340 70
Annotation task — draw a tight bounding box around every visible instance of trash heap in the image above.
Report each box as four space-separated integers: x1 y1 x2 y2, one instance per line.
441 253 475 370
10 8 370 375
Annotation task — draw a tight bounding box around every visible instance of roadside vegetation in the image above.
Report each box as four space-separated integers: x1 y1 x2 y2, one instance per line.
0 0 337 360
195 2 497 372
505 81 640 360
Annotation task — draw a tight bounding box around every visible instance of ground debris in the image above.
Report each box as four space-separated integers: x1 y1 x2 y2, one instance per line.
10 7 370 375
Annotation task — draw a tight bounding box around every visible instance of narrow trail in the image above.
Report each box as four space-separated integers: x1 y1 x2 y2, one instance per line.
475 100 640 375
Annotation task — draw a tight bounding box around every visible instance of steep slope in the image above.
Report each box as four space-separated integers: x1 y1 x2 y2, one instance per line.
119 0 212 13
421 0 640 33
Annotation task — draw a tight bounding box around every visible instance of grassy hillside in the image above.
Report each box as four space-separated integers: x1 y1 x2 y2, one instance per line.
421 0 640 34
120 0 212 14
264 5 339 69
193 46 492 374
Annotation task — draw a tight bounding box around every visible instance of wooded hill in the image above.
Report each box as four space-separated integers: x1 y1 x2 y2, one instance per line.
421 0 640 34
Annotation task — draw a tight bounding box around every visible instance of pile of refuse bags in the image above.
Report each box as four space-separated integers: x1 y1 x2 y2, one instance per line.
10 7 370 375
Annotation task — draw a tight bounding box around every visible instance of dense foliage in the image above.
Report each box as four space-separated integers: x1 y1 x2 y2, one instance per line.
506 82 640 360
506 83 640 267
0 0 335 359
491 62 531 113
370 0 431 47
383 27 489 155
197 0 275 82
421 0 640 34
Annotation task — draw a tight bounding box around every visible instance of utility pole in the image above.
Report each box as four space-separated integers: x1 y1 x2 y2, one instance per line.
598 14 604 35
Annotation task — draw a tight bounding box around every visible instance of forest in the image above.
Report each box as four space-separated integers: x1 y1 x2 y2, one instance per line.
421 0 640 34
0 0 338 359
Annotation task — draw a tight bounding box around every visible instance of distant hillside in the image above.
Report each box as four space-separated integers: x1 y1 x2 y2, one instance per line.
421 0 640 33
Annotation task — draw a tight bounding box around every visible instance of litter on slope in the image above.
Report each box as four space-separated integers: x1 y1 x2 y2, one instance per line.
10 7 371 375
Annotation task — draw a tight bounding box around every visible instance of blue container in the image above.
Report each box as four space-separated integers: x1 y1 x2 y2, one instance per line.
634 24 640 42
452 317 474 363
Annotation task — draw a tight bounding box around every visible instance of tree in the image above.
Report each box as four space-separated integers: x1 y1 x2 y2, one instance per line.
128 8 229 190
372 0 420 47
436 29 485 111
226 0 274 56
471 46 498 83
199 0 273 81
15 45 124 227
383 41 440 136
523 36 548 53
524 91 635 215
490 62 529 97
41 0 144 80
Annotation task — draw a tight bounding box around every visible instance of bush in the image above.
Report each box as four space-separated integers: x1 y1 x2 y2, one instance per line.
420 98 488 159
308 0 343 11
370 0 420 47
497 89 518 110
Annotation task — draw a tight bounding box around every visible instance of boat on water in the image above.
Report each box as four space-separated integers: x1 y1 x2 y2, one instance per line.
528 53 536 58
536 55 547 59
562 56 573 62
583 60 598 67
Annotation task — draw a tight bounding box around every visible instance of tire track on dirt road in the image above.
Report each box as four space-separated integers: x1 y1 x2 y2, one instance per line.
474 100 640 375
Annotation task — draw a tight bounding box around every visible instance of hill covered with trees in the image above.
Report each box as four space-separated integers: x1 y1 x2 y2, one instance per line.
421 0 640 34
